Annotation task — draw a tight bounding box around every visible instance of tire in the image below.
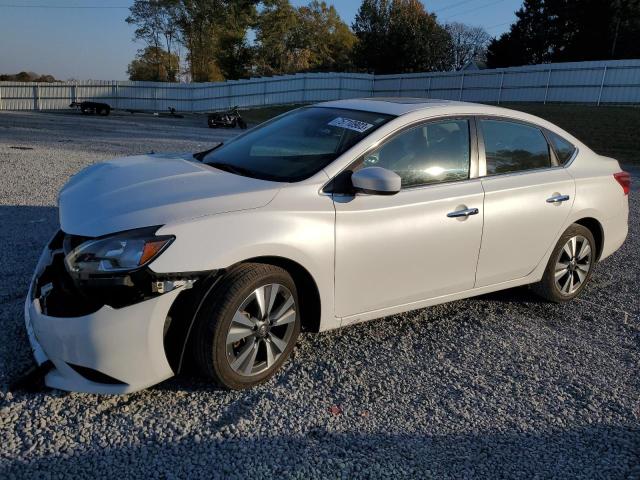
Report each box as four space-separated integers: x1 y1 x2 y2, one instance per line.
238 118 247 129
193 263 300 389
531 223 596 302
98 106 110 116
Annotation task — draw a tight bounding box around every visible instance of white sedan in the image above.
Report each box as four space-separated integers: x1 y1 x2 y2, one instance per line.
25 99 630 393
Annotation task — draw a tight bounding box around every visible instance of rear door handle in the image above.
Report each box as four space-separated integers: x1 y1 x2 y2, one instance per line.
546 194 570 203
447 207 479 218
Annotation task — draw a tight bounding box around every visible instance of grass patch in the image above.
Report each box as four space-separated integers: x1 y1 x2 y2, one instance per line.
240 104 305 125
241 102 640 165
504 104 640 165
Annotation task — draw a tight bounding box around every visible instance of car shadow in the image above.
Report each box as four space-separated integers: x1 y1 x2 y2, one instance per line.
2 424 637 478
477 285 549 304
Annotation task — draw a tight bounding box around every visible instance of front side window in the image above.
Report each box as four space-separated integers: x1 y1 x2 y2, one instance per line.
204 107 393 182
355 119 471 188
480 119 551 175
547 130 576 165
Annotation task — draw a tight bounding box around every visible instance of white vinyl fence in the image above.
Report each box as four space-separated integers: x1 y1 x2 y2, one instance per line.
2 59 640 112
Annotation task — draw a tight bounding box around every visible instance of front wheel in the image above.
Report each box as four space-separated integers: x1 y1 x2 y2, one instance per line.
531 224 596 302
193 263 300 389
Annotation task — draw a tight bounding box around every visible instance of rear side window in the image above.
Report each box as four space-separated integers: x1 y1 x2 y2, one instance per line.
547 130 576 165
480 119 551 175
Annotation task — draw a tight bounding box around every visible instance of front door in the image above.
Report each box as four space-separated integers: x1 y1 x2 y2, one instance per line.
332 118 484 318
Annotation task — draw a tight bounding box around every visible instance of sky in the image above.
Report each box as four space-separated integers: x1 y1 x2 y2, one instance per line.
0 0 523 81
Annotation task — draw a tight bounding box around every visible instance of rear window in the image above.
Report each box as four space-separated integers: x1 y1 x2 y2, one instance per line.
547 130 577 165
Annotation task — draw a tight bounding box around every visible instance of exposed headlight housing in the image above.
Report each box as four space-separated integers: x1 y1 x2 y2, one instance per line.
64 227 174 278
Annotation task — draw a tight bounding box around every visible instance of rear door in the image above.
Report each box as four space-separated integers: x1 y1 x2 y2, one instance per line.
475 118 575 287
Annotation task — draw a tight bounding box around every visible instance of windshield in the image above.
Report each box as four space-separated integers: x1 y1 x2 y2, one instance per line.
204 107 394 182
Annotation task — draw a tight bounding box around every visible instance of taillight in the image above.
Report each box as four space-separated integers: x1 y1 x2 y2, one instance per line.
613 171 630 195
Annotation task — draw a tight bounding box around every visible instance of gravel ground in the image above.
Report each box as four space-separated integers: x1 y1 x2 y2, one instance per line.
0 111 639 479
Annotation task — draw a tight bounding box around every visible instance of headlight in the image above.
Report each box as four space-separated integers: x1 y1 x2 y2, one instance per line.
64 227 174 277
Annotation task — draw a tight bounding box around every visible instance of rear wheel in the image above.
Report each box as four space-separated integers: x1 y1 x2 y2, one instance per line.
532 224 596 302
194 263 300 389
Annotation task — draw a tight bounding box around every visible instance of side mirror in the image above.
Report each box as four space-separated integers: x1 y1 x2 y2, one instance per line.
351 167 401 195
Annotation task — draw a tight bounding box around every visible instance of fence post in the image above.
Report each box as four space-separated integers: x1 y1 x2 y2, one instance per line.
111 82 118 110
425 76 431 98
153 84 158 111
33 84 40 110
338 74 343 100
0 83 3 110
497 71 505 104
459 72 465 100
597 66 608 106
543 68 552 104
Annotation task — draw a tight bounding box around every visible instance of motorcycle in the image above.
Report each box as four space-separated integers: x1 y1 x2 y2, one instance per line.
208 106 247 129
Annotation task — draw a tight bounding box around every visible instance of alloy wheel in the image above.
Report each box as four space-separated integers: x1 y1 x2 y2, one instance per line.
554 235 592 295
225 283 297 377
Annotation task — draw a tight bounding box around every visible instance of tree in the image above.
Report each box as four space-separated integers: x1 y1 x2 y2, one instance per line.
175 0 221 82
296 1 356 71
214 0 259 80
0 72 57 82
253 0 355 75
175 0 258 82
486 0 640 68
486 0 556 68
253 0 303 74
127 46 181 81
127 0 181 81
445 22 490 70
352 0 452 74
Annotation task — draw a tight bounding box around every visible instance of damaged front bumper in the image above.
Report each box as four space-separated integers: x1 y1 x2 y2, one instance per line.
24 231 192 394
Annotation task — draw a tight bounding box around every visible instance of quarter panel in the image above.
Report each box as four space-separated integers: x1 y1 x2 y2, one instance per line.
566 153 629 260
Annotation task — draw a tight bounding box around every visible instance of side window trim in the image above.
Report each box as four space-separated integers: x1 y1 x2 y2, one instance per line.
324 115 480 194
540 129 560 167
476 115 562 178
544 128 579 167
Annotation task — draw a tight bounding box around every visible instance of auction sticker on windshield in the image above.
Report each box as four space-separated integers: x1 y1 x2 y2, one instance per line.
328 117 374 133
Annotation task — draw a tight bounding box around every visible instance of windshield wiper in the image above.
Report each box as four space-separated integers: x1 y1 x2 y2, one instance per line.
193 142 223 161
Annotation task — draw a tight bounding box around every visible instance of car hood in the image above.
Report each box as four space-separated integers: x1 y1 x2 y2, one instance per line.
59 152 281 237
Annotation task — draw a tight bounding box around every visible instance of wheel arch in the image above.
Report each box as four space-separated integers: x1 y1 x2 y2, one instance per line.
238 255 322 334
163 255 323 374
574 217 604 261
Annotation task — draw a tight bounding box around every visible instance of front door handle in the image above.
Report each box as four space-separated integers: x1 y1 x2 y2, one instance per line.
546 194 570 203
447 207 479 218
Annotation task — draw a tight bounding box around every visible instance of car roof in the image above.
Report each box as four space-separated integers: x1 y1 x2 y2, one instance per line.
315 97 587 152
315 97 533 118
316 97 476 116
